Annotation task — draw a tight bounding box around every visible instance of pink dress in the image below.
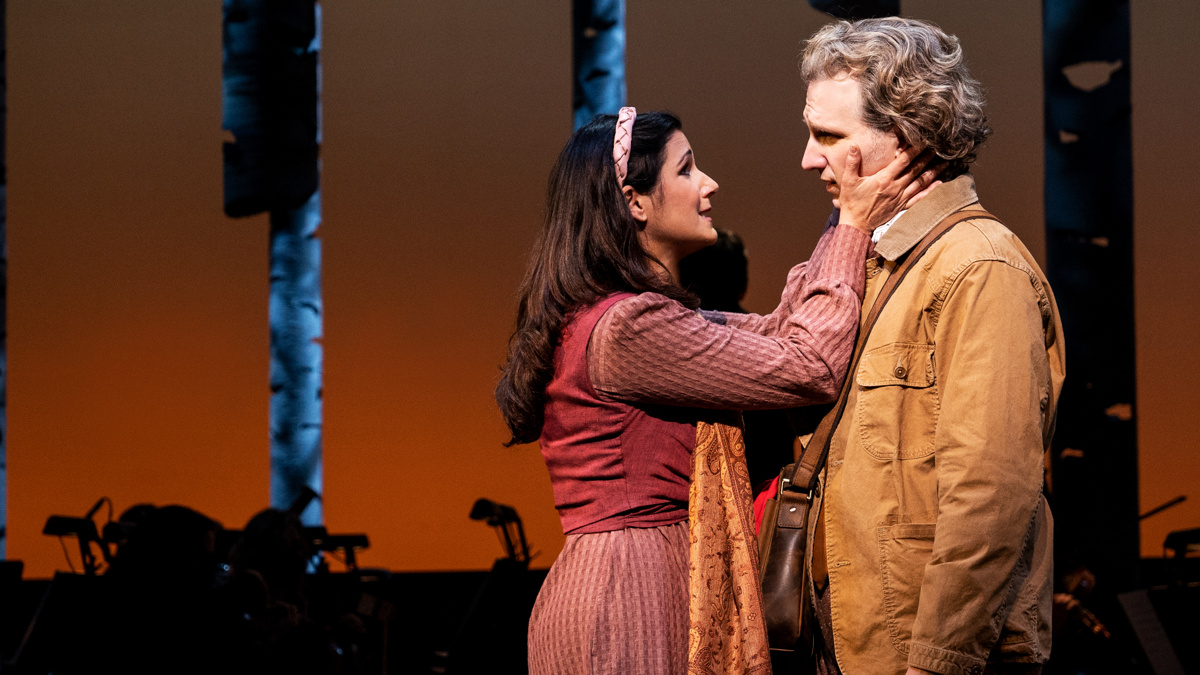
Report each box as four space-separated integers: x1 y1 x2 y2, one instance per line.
527 222 871 675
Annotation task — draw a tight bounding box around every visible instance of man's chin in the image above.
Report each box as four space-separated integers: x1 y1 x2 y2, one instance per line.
831 197 842 209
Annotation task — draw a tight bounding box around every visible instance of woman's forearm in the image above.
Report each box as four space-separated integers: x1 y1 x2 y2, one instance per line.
588 223 870 410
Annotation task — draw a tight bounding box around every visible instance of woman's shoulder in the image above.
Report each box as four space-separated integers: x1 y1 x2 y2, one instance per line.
592 291 701 343
569 291 638 324
561 292 640 339
606 291 689 319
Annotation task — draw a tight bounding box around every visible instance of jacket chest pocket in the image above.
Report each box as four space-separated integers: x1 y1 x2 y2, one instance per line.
855 342 938 460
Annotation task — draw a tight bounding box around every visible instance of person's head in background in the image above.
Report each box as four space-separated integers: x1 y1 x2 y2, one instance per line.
679 229 749 314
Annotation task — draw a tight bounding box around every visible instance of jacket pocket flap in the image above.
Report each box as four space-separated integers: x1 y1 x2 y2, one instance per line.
856 342 935 388
878 522 936 541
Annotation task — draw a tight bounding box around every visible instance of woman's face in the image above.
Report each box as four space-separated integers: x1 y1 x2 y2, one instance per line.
633 131 720 269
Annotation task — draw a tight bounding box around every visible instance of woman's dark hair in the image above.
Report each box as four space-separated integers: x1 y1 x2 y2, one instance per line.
495 111 696 445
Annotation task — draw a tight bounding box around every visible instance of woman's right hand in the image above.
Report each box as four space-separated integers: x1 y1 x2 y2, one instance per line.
835 145 943 235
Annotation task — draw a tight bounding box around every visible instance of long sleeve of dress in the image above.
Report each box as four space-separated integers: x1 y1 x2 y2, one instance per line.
710 210 847 337
587 223 870 410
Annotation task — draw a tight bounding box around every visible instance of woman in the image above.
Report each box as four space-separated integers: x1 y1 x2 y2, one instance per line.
496 108 933 674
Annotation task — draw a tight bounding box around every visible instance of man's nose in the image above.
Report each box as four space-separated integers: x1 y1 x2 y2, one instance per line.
800 137 825 171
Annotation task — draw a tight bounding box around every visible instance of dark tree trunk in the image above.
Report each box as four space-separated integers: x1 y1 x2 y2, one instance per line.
0 0 7 559
806 0 898 20
1043 0 1138 591
572 0 626 131
223 0 323 524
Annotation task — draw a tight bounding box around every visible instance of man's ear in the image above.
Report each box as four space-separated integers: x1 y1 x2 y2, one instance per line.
623 185 649 225
890 128 908 157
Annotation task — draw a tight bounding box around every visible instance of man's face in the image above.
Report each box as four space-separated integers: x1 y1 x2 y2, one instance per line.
801 75 902 208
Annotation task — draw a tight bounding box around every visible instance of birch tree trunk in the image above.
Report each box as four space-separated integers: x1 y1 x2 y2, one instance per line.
223 0 323 525
572 0 626 131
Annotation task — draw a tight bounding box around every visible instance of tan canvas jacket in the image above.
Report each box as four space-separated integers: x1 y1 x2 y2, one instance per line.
811 175 1066 675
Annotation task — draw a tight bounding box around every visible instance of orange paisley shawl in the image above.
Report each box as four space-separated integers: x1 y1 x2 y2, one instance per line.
687 418 773 674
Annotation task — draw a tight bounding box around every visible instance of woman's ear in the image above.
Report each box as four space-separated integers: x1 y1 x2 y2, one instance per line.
623 185 649 224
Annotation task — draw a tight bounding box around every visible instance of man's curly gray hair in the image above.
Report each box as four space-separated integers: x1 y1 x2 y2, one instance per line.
801 17 991 178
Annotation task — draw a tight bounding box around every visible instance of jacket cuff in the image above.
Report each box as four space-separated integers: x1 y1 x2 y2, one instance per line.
908 642 986 675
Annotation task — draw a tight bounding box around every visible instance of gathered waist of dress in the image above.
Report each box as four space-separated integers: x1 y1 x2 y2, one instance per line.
561 502 688 535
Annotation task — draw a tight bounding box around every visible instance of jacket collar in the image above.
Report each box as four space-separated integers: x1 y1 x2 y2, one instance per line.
874 174 980 261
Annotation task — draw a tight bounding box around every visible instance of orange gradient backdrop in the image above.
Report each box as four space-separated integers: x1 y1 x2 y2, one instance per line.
8 0 1198 577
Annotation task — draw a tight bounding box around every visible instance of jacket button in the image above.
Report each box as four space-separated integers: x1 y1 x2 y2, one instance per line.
894 365 907 379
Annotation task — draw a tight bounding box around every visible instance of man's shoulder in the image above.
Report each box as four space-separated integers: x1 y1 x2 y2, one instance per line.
925 212 1041 282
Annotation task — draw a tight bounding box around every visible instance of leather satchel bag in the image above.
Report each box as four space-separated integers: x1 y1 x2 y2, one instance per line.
756 209 991 653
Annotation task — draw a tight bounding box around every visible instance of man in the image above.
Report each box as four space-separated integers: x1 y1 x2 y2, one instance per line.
796 17 1065 675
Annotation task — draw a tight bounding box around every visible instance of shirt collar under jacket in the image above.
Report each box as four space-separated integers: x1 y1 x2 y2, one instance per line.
872 209 906 243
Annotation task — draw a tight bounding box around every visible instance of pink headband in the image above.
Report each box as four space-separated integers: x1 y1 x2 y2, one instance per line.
613 106 636 185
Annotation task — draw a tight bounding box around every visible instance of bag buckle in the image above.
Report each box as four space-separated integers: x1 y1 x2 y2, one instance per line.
779 476 813 499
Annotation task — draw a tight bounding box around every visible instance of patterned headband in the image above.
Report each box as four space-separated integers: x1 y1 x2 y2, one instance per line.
613 106 637 186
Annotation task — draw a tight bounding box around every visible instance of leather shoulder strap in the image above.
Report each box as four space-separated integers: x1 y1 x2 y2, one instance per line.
785 208 994 492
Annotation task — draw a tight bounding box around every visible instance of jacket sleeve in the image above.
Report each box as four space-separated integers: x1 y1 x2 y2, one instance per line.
588 223 869 410
907 260 1052 675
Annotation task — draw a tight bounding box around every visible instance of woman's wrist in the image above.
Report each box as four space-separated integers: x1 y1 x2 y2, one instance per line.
818 217 872 297
837 215 875 236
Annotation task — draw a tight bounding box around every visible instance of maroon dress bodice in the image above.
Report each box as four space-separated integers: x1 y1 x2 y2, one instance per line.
539 294 696 534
